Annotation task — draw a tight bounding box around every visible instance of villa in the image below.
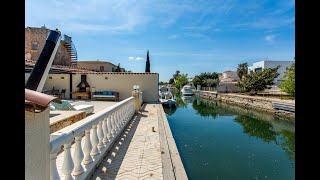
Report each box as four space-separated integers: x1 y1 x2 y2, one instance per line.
248 60 294 85
217 70 241 93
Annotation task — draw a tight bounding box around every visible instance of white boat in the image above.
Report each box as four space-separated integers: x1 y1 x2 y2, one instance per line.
159 86 176 106
181 85 194 96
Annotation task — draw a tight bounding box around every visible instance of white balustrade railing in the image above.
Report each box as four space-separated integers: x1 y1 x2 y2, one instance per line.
50 97 135 180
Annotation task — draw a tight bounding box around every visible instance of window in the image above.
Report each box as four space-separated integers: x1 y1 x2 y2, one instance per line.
112 67 115 72
100 66 104 72
254 67 262 72
31 41 38 50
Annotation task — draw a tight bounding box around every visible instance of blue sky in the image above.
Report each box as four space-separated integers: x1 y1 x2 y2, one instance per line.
26 0 295 82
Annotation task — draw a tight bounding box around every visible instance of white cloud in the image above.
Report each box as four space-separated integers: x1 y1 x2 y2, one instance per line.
135 57 144 61
265 35 276 42
128 57 144 61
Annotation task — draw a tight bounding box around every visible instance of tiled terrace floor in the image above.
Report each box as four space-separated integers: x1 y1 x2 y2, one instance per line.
89 103 163 180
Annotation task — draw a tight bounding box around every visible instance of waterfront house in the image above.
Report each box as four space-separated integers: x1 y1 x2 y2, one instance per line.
248 60 294 85
217 70 241 93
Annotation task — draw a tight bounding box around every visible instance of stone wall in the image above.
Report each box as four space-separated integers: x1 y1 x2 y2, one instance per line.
25 27 72 66
199 91 295 120
50 111 86 133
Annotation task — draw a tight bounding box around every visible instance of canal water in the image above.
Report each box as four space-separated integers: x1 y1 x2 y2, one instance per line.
163 94 295 180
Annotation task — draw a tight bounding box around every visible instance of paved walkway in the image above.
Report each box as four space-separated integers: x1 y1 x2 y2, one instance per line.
90 104 163 180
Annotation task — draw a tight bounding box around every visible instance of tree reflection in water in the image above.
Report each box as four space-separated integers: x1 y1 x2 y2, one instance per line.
166 95 295 163
174 93 188 108
163 105 177 116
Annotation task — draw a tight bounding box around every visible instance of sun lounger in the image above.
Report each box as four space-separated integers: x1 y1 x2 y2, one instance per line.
50 100 94 114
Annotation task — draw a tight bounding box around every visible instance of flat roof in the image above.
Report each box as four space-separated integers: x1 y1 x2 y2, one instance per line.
254 60 294 63
77 61 117 66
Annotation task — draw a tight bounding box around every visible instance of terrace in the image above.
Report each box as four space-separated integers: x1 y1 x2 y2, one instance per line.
25 89 187 180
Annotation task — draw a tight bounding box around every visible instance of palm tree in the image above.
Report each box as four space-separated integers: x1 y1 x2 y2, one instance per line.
237 63 248 79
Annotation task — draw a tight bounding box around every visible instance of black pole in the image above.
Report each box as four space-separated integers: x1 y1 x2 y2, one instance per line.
70 73 73 99
26 30 61 91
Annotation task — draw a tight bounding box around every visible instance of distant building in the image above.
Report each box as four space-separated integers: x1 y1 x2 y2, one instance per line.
25 26 78 66
76 60 125 72
219 70 240 82
217 70 241 93
248 60 294 85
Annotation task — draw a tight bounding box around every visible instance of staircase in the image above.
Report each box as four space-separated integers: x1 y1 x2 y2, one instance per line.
61 34 78 66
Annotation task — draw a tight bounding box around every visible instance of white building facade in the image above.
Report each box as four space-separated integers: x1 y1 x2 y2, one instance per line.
248 61 294 85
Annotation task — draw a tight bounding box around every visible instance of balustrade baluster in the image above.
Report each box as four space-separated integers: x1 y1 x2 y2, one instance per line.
90 125 100 157
72 136 84 176
125 105 129 123
114 111 119 131
50 151 60 180
62 142 74 180
102 117 109 144
119 109 123 127
111 113 117 135
107 116 113 140
124 107 127 121
97 121 104 150
120 108 125 126
83 129 93 165
116 111 121 130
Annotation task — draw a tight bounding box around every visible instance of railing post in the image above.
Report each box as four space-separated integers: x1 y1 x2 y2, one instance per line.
132 90 140 113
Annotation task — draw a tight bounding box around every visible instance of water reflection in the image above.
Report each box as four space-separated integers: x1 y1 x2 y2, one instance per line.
174 93 188 108
164 94 295 163
163 105 177 116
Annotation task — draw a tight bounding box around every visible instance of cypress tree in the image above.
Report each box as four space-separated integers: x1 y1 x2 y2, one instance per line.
145 50 150 72
115 63 121 72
